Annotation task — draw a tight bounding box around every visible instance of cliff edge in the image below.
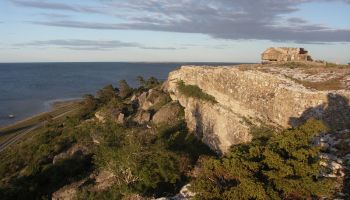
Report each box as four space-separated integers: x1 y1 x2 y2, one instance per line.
165 63 350 153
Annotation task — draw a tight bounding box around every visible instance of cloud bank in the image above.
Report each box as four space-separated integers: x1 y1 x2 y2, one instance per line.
17 39 182 50
11 0 350 43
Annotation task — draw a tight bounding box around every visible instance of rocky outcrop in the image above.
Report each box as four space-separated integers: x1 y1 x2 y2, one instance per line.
53 144 89 165
134 110 151 124
156 184 195 200
92 170 117 191
52 170 116 200
165 65 350 153
138 89 170 111
152 101 183 125
52 178 87 200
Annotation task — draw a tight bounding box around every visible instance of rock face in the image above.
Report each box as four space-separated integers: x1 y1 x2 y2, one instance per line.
165 65 350 153
52 170 116 200
152 101 183 125
138 89 169 111
156 184 195 200
52 178 87 200
53 144 89 165
134 110 151 124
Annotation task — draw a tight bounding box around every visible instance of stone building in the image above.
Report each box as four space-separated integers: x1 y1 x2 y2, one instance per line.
261 47 313 63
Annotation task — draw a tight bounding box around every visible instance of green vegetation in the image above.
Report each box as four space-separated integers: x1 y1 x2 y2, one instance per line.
281 61 309 69
118 80 133 99
0 76 337 200
0 112 93 200
77 120 213 199
96 84 117 104
137 76 161 90
177 80 217 104
0 78 212 200
191 119 334 200
0 100 81 144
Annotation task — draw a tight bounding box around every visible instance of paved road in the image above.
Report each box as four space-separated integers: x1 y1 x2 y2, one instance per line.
0 108 79 153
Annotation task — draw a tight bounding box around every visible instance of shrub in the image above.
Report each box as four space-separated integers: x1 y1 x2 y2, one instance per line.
97 84 117 104
137 76 161 90
118 80 133 99
157 120 214 161
191 119 334 200
80 94 98 118
177 81 217 104
93 123 189 197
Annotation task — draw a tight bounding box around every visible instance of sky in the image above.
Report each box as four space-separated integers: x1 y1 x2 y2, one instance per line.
0 0 349 63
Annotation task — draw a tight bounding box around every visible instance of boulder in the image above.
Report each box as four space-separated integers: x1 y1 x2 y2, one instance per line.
53 152 69 165
117 113 125 124
138 92 148 109
92 170 116 191
134 110 151 124
53 144 89 165
95 111 105 123
138 89 170 111
131 94 138 102
156 184 195 200
152 102 183 125
52 178 88 200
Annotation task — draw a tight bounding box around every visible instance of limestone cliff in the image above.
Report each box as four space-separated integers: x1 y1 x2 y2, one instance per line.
165 63 350 153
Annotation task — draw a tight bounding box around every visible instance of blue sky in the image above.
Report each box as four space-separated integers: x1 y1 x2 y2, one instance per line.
0 0 349 63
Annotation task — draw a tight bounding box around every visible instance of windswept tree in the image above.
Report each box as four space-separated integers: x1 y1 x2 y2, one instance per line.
97 84 117 104
136 76 146 87
118 80 133 99
82 94 98 115
137 76 160 90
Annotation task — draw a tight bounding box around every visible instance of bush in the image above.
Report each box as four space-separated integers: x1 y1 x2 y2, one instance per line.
177 81 217 104
191 119 334 200
137 76 161 90
118 80 133 99
80 94 98 118
97 85 117 104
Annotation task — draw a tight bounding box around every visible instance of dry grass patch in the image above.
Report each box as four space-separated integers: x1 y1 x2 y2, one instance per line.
298 77 345 91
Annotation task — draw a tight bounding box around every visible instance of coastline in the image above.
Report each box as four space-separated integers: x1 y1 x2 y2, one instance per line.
0 98 82 133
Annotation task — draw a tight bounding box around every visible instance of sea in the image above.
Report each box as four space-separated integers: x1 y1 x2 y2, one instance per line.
0 62 241 127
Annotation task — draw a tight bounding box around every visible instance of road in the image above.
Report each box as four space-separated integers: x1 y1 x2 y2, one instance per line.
0 108 79 153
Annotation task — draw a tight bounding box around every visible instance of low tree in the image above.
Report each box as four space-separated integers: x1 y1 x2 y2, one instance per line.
136 76 160 90
118 80 133 99
80 94 98 118
136 76 146 87
97 84 117 104
145 76 159 89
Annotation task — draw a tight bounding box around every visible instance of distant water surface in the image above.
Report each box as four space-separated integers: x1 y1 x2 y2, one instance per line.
0 62 241 126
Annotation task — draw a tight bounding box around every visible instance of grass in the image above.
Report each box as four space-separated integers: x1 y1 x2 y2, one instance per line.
290 75 345 91
177 81 217 104
281 61 309 69
298 78 344 91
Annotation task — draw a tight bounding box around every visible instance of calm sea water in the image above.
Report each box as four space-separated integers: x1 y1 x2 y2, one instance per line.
0 62 240 126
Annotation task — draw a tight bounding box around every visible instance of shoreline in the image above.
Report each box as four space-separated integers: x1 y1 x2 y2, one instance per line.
0 98 82 132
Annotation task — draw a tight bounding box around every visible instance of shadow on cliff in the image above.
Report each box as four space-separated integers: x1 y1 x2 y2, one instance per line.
289 93 350 197
193 105 222 154
289 93 350 130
